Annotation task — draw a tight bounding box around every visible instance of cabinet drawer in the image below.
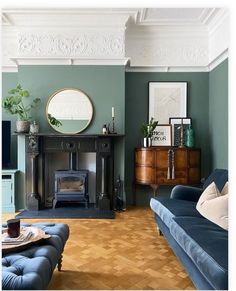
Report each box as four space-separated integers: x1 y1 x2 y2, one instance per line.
157 177 187 185
189 151 201 167
188 168 201 184
156 170 186 179
174 170 187 178
156 149 169 168
174 150 187 168
136 166 155 184
156 149 187 169
135 149 154 166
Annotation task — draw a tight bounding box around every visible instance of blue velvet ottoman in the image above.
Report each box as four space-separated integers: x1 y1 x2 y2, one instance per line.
2 223 69 290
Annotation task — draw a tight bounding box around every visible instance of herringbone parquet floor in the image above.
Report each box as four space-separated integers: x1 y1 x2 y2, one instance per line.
2 207 195 290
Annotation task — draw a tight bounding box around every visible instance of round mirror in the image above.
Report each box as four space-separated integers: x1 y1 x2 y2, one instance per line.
46 88 93 134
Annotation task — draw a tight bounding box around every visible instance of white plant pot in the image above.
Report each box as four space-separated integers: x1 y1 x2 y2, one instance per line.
16 120 30 133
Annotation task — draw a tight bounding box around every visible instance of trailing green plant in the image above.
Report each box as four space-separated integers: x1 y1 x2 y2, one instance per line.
2 84 41 121
48 114 62 127
141 117 158 138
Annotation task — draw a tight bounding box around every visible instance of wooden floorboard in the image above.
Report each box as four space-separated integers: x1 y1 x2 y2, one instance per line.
2 207 195 290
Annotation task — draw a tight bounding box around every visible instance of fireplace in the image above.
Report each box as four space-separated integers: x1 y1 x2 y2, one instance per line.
53 170 89 208
23 134 123 211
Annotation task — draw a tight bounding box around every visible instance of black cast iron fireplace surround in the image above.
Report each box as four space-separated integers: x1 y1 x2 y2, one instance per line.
22 133 124 211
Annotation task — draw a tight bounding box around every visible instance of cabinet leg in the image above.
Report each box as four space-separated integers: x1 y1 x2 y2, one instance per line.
150 184 158 197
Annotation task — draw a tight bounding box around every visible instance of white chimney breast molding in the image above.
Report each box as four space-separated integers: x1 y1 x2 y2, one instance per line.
17 30 125 57
1 8 229 72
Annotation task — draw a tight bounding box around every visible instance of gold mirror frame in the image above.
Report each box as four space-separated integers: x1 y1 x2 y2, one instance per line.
46 88 93 134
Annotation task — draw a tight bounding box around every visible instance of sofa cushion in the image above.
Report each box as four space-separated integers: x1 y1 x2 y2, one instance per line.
221 182 229 195
170 216 228 290
196 183 228 230
150 197 203 228
203 169 228 192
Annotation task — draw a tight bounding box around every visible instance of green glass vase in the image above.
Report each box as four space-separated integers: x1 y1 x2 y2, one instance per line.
186 125 195 148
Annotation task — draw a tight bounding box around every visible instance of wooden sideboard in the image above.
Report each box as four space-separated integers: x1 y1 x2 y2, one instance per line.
134 147 201 197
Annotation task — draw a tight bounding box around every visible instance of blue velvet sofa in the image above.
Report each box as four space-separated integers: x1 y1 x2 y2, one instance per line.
150 169 228 290
2 223 69 290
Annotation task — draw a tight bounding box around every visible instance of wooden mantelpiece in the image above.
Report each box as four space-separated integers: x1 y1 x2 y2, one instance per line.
16 133 124 211
134 147 201 199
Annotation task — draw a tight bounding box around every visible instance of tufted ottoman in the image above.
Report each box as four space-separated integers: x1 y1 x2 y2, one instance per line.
2 223 69 290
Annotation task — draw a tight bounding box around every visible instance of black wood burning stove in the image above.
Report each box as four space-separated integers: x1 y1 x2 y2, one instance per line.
53 170 89 208
53 152 89 208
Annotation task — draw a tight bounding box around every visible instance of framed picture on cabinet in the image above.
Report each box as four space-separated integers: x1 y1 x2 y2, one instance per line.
152 124 172 146
149 82 187 124
169 117 192 146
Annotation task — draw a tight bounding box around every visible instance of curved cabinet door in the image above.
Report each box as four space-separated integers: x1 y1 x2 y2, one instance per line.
135 149 155 184
135 148 154 166
135 166 155 184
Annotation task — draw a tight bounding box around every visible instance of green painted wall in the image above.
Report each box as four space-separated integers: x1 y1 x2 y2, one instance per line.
2 72 18 169
125 72 210 205
2 66 126 210
2 62 228 208
209 59 228 169
17 65 125 134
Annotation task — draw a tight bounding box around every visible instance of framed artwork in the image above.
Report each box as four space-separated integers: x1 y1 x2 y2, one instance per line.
152 124 172 146
169 117 192 146
149 82 187 123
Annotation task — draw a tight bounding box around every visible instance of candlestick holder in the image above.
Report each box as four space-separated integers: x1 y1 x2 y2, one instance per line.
111 117 117 134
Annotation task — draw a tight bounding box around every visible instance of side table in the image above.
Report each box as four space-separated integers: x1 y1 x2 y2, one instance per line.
2 170 19 213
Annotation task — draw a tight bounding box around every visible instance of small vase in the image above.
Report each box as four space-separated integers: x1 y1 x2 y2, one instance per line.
144 137 151 147
30 121 39 134
186 125 195 147
16 120 30 133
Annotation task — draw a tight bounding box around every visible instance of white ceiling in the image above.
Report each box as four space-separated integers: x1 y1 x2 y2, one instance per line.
2 8 219 28
138 8 219 26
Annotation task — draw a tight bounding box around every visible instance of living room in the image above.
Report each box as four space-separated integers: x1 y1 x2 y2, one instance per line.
1 5 232 291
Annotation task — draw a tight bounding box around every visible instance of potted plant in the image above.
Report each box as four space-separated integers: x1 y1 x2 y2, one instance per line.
2 84 41 133
141 117 158 147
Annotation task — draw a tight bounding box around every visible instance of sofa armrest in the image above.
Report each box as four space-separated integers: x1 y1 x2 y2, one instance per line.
170 185 203 202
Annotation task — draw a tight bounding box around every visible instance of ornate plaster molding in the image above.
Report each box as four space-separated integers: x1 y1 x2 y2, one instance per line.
17 31 125 58
127 42 208 67
1 8 228 72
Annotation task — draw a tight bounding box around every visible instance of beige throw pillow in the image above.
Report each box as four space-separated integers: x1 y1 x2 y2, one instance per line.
196 182 228 230
221 181 228 195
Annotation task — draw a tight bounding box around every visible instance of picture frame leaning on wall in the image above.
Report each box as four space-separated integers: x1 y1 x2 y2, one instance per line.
152 124 172 146
169 117 192 146
149 82 187 124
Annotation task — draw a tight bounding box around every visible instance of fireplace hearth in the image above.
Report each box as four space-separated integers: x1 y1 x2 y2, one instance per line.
53 170 89 208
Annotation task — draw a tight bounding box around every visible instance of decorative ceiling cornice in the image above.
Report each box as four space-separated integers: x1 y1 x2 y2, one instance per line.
17 31 125 58
1 8 229 72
